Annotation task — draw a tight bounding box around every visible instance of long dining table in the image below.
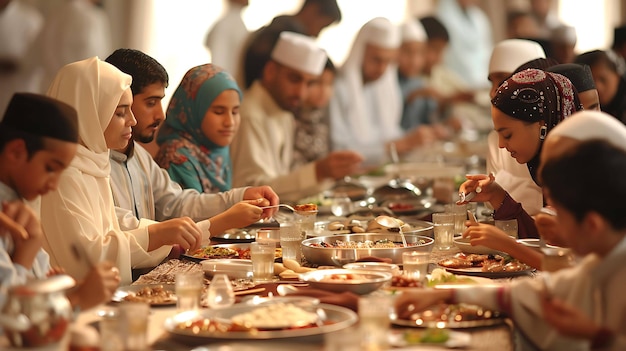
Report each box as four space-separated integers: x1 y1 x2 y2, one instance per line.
69 242 525 351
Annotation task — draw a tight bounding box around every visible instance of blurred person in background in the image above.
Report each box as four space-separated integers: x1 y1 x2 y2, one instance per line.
292 58 336 169
550 25 577 64
547 63 600 111
39 0 112 92
204 0 249 75
238 0 341 89
529 0 563 39
435 0 492 90
575 50 626 124
0 0 43 115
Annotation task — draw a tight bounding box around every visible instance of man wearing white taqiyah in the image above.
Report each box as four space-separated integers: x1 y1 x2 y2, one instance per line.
231 32 363 202
486 39 547 216
330 17 427 166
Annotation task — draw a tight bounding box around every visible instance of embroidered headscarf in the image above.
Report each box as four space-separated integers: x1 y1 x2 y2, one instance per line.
155 64 242 193
492 68 582 183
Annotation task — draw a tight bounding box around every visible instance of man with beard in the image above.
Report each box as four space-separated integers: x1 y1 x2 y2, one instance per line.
105 49 278 264
231 32 363 202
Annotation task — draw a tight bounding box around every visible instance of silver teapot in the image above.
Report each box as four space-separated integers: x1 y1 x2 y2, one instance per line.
0 274 75 348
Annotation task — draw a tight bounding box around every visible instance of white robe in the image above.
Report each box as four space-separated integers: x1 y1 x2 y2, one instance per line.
205 3 248 75
40 57 158 285
231 81 329 202
109 143 246 231
486 131 543 215
456 236 626 350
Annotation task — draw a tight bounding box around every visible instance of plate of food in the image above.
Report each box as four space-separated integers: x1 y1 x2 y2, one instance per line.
299 269 392 295
112 284 176 306
389 328 471 348
164 303 357 340
386 269 493 291
438 253 534 278
391 302 506 328
454 237 503 255
184 244 282 262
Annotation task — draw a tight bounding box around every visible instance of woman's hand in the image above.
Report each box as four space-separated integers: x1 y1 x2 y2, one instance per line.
535 212 568 247
208 200 265 237
243 186 279 219
462 222 517 252
457 173 507 210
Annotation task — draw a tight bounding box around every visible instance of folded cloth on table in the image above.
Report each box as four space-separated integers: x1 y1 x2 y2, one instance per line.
356 256 392 263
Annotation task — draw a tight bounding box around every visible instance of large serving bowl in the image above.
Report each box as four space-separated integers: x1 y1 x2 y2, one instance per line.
299 269 392 295
302 233 434 266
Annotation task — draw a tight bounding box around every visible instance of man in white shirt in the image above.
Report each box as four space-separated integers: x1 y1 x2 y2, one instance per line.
105 49 279 246
231 32 363 202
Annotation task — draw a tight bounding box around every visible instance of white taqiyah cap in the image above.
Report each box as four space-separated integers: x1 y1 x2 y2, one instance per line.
362 17 401 49
489 39 546 74
271 31 327 76
548 110 626 151
400 20 427 43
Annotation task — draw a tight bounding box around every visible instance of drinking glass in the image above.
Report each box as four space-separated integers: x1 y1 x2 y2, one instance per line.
330 193 352 217
495 219 518 239
206 274 235 309
280 222 304 262
255 227 281 245
294 209 318 238
445 203 467 235
175 271 203 312
358 295 392 350
118 302 149 351
250 241 275 283
402 251 430 282
432 212 455 251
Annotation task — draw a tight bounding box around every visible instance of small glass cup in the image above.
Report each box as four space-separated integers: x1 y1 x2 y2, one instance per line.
330 193 352 217
118 302 149 351
175 271 203 312
294 209 318 238
250 241 276 283
445 203 467 235
206 274 235 309
358 295 392 350
98 307 124 351
432 212 455 251
402 251 430 282
280 222 304 262
256 227 281 245
495 219 518 239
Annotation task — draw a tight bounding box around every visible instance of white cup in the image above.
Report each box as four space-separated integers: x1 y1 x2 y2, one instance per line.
118 302 149 351
358 295 392 350
402 251 430 281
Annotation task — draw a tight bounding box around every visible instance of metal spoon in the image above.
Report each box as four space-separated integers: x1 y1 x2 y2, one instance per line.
374 216 408 247
259 204 297 212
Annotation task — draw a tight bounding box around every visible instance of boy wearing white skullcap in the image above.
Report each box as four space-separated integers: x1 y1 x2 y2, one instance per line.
231 32 363 202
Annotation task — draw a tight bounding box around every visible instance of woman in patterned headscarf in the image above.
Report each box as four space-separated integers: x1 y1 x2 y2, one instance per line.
155 64 242 193
459 68 582 239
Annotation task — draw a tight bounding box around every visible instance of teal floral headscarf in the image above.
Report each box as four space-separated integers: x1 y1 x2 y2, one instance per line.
155 64 242 193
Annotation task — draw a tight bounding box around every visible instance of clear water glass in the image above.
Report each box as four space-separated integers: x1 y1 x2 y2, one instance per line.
331 193 352 217
206 274 235 309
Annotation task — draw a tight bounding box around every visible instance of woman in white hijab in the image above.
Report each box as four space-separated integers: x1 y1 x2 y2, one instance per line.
40 57 200 284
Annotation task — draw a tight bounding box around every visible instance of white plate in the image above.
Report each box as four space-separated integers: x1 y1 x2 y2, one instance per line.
164 303 357 340
517 239 562 251
454 237 503 255
112 284 176 306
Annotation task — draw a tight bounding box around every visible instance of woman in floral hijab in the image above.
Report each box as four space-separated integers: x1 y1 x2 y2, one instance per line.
155 64 242 193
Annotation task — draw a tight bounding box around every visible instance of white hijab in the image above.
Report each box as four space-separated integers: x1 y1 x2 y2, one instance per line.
46 56 132 177
547 110 626 151
337 17 402 144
